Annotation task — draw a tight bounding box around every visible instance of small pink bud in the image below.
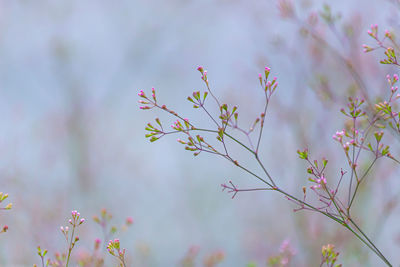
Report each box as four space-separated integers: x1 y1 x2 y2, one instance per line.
126 217 134 225
197 66 204 74
94 238 101 250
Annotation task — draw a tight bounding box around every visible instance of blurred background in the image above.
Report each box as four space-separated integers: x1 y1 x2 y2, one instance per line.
1 0 400 266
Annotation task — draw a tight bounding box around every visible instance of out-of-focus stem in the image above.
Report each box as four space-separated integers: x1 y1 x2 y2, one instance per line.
65 224 76 267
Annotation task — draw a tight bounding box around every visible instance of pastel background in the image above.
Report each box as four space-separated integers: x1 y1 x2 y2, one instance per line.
0 0 399 266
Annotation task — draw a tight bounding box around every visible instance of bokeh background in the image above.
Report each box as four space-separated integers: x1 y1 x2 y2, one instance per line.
1 0 400 266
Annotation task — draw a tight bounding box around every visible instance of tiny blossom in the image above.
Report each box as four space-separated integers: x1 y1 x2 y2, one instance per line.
311 184 321 190
363 44 372 52
126 217 134 225
279 239 291 253
333 130 345 142
368 24 378 38
319 175 327 184
343 142 350 151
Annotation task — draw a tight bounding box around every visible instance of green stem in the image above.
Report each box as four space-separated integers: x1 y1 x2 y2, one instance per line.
348 158 377 210
65 225 76 267
255 156 277 187
193 128 256 155
232 161 344 225
349 218 392 266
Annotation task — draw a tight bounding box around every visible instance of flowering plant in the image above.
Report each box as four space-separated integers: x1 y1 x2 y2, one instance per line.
139 21 400 266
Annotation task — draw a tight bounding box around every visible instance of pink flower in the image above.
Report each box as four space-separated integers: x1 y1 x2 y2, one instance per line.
126 217 134 225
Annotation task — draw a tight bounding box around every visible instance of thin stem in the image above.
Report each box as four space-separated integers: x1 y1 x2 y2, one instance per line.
342 223 386 265
354 116 378 164
349 218 392 266
229 124 255 151
227 157 273 188
237 188 272 192
201 105 220 128
65 225 76 267
195 128 256 155
348 158 377 210
256 99 269 154
348 118 357 205
232 160 344 224
205 81 222 111
255 156 277 187
151 100 256 156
